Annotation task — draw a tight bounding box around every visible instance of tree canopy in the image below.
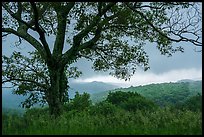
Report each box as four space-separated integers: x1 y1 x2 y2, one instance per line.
2 2 202 116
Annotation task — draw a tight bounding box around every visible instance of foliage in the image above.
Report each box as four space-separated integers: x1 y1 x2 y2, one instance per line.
176 94 202 112
106 91 138 105
64 92 92 112
2 106 202 135
2 51 82 108
2 90 202 135
127 81 202 107
120 95 158 112
88 101 118 116
2 2 202 116
92 81 202 107
106 91 157 111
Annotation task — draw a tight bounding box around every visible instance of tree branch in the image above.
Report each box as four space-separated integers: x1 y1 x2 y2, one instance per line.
16 61 50 85
30 2 52 59
94 49 112 67
61 3 116 66
125 3 202 47
62 4 119 66
2 78 48 89
52 2 75 57
72 2 116 48
2 27 46 59
27 2 50 29
2 2 35 30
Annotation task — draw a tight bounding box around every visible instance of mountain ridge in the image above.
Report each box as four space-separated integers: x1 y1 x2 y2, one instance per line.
2 79 202 111
91 80 202 105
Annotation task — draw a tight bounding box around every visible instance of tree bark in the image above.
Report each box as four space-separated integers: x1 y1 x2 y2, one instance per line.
46 62 68 117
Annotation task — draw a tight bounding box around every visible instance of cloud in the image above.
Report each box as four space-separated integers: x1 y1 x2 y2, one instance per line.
73 68 202 87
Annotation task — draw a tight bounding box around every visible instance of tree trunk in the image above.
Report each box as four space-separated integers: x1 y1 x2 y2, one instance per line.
46 65 68 117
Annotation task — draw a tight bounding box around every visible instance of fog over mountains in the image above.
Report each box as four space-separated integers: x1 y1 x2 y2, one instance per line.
2 81 119 110
69 81 119 97
2 79 201 110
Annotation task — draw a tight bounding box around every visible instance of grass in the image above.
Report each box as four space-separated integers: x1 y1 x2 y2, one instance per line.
2 107 202 135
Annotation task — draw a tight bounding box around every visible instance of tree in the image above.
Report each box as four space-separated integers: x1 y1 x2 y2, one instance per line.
176 93 202 112
2 2 202 117
106 91 157 111
66 92 92 112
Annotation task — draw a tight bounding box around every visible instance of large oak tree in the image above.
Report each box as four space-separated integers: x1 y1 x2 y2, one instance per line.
2 2 202 117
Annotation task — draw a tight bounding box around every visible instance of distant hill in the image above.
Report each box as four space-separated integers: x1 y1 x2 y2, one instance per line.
177 79 196 83
2 79 201 112
2 81 119 112
176 93 202 112
2 88 27 109
68 81 119 98
91 80 202 107
2 88 27 114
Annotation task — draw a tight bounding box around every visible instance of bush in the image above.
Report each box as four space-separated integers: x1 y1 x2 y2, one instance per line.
106 91 139 105
64 92 92 112
89 101 118 116
106 91 157 112
121 96 157 112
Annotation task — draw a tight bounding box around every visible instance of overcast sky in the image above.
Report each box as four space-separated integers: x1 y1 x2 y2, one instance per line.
2 33 202 88
73 41 202 87
2 3 202 88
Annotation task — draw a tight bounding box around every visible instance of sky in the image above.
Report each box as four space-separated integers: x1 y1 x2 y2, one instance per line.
73 41 202 87
2 33 202 88
2 3 202 88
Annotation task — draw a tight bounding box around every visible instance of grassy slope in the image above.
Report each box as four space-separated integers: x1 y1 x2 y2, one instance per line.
91 81 202 106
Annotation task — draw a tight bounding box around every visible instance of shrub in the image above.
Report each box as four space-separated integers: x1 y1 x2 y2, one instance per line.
121 96 157 112
106 91 138 105
65 92 92 112
89 101 118 116
106 91 157 112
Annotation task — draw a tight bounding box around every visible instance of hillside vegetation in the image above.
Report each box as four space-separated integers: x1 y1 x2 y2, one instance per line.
91 81 202 107
2 81 202 135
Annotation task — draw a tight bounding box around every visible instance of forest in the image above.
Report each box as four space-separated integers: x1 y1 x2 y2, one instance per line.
91 80 202 106
2 81 202 135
